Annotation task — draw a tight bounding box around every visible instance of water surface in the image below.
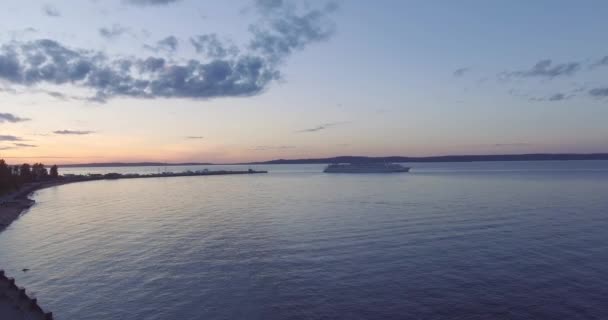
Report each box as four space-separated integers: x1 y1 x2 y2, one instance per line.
1 161 608 319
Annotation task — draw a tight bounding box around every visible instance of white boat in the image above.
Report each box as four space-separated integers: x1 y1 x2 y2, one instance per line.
323 163 410 173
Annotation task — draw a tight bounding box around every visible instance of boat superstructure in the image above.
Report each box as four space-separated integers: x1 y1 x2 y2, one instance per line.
323 163 410 173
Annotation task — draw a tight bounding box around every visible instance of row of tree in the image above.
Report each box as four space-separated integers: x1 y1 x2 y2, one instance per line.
0 159 59 194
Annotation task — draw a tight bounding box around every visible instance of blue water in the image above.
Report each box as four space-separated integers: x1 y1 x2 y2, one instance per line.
1 161 608 319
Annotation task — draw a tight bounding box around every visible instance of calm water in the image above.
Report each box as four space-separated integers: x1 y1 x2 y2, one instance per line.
1 161 608 319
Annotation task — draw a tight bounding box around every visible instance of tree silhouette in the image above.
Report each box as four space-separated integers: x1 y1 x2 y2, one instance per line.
50 165 59 178
31 163 48 180
0 160 11 192
19 163 32 182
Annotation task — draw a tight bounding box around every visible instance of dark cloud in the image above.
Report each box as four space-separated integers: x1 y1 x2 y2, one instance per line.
54 130 95 135
0 135 23 141
145 36 179 53
125 0 182 6
0 113 30 123
589 87 608 98
185 136 204 139
297 121 347 133
0 1 338 102
42 4 61 17
99 24 129 39
453 67 469 77
506 59 580 78
190 34 238 58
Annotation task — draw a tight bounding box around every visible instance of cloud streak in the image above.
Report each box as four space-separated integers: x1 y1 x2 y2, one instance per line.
589 87 608 98
185 136 204 139
54 130 95 135
253 145 295 151
505 59 580 78
297 121 348 133
0 113 30 123
0 135 23 141
591 56 608 69
13 143 37 147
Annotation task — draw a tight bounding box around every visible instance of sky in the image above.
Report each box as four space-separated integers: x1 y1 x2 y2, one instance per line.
0 0 607 164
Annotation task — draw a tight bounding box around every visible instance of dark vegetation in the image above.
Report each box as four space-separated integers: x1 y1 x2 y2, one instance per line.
0 159 59 195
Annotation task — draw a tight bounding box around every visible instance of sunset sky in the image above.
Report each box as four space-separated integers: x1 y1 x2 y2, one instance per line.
1 0 608 164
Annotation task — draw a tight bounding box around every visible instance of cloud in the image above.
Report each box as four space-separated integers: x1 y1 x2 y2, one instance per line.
0 1 338 102
145 36 179 53
99 24 129 39
54 130 95 135
506 59 580 78
13 143 37 147
248 0 338 63
47 91 67 99
0 135 23 141
526 92 573 102
453 67 469 77
190 34 238 59
253 145 295 151
0 39 276 101
547 93 568 101
589 87 608 98
42 4 61 17
185 136 204 139
591 56 608 69
124 0 182 6
0 113 30 123
297 121 348 133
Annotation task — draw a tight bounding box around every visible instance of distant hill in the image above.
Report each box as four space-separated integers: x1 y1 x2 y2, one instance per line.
58 154 608 167
59 162 212 168
246 153 608 164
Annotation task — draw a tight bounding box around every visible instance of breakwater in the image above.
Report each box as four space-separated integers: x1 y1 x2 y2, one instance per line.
0 270 53 319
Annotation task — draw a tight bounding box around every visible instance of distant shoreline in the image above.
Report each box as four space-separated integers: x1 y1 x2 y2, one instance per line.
57 153 608 167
